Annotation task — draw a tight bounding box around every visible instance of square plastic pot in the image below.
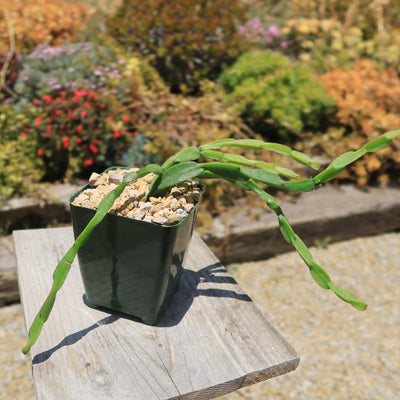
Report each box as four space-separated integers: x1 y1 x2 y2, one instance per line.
70 167 203 325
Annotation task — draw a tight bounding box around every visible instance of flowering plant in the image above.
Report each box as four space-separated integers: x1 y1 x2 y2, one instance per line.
14 43 128 104
237 19 288 49
30 89 137 180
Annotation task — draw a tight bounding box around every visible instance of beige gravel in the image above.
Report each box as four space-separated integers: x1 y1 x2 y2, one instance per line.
1 232 399 399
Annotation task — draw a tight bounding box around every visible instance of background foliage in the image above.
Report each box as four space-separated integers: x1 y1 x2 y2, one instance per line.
220 50 336 139
107 0 250 92
0 0 399 209
0 0 87 54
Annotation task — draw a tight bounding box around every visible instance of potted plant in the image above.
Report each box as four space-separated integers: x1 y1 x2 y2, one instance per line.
69 166 204 326
22 129 399 354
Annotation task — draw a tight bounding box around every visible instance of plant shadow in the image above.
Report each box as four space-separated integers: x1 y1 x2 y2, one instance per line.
32 262 250 364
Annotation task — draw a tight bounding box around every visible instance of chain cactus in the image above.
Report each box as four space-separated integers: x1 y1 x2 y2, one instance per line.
22 129 400 354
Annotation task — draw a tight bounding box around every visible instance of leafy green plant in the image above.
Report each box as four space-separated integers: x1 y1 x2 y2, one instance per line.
107 0 250 92
220 50 336 139
22 129 399 354
0 102 44 204
0 135 44 205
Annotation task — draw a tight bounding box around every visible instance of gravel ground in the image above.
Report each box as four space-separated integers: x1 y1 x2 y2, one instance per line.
1 232 399 400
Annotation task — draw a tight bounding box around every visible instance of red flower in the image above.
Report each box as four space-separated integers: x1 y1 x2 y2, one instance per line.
20 132 28 137
46 125 53 134
88 91 95 97
56 97 61 102
100 104 106 109
76 137 82 144
61 100 67 105
131 131 138 137
37 148 44 156
113 131 121 139
35 116 42 127
55 110 62 116
74 89 87 98
81 110 88 117
84 158 93 167
61 136 70 148
72 96 79 103
76 125 84 133
67 109 74 116
121 115 129 122
84 102 91 108
60 91 66 96
42 94 52 103
89 143 99 154
33 99 40 105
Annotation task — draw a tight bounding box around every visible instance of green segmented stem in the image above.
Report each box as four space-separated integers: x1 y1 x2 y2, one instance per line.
22 130 399 353
200 139 321 169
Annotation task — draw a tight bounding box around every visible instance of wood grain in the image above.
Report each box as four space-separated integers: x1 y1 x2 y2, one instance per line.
14 227 299 400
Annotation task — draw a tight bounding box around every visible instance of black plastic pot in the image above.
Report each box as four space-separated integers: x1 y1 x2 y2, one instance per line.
70 167 203 325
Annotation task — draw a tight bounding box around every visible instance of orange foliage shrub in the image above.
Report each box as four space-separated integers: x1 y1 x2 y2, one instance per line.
313 60 400 185
0 0 87 53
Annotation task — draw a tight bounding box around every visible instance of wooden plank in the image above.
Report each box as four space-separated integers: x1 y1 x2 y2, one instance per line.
14 227 299 400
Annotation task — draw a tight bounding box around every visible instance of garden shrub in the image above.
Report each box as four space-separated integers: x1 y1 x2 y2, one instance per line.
282 18 400 73
282 18 364 72
0 0 87 54
220 49 336 140
0 136 44 205
312 60 400 185
107 0 250 92
14 43 129 104
25 89 138 181
289 0 399 39
0 103 44 204
360 30 400 74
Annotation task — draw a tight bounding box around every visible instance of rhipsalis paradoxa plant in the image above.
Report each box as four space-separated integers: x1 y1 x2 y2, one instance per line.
22 129 400 354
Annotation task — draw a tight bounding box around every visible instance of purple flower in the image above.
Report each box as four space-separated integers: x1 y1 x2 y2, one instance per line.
280 41 289 49
94 70 101 76
118 59 125 64
267 24 281 37
68 67 75 73
91 84 97 89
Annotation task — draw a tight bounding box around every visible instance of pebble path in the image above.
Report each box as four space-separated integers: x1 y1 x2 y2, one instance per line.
1 232 399 400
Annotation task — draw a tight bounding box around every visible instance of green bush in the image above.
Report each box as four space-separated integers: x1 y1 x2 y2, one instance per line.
220 50 336 140
0 103 44 204
107 0 250 92
0 136 44 204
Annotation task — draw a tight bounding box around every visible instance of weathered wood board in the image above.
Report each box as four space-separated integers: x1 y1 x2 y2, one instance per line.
14 227 299 400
